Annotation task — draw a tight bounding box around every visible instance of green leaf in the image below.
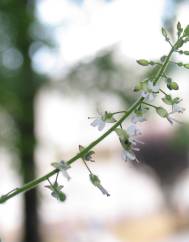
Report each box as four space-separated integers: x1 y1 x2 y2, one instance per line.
136 59 150 66
156 107 168 118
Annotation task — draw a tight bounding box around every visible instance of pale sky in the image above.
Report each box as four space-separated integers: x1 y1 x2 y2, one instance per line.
34 0 168 75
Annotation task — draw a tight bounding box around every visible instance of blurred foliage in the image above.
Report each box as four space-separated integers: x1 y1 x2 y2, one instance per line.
171 123 189 151
60 48 148 107
0 1 54 150
163 0 189 36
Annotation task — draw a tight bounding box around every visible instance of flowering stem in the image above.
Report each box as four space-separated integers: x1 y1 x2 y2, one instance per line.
0 38 180 204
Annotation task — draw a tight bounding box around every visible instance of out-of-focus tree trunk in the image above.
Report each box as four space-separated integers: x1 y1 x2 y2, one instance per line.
10 1 41 241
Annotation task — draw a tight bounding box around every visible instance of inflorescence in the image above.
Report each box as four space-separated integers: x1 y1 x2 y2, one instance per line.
0 22 188 203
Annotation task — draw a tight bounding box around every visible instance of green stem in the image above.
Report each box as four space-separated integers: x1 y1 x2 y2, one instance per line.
112 111 127 115
160 89 168 96
142 101 158 109
0 38 179 204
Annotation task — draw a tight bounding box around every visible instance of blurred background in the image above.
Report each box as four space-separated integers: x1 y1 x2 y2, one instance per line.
0 0 189 242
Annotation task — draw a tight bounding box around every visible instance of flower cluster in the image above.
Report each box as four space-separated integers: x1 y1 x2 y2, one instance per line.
41 23 189 203
2 22 189 205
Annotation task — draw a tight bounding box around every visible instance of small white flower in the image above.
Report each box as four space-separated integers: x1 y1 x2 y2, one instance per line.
172 104 185 113
131 114 146 124
166 104 185 125
166 115 180 125
141 91 156 101
91 118 105 131
141 81 160 101
127 124 142 137
121 149 139 163
59 160 71 181
147 81 160 92
51 160 71 181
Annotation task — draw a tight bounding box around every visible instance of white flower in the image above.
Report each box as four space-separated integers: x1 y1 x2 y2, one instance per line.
147 81 160 92
141 81 160 101
166 114 181 125
90 111 116 131
127 124 142 137
121 149 137 161
172 104 185 113
166 104 185 125
51 160 71 181
91 117 105 131
131 114 146 124
116 125 142 163
59 160 71 181
126 125 144 146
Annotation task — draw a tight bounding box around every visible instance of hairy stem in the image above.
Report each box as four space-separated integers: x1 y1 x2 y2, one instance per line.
0 39 179 204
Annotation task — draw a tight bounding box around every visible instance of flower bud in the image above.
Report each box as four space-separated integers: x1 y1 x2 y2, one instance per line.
137 59 150 66
156 107 168 118
184 64 189 69
183 25 189 37
167 82 179 90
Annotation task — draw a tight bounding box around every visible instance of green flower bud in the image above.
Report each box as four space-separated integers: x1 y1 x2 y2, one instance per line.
177 62 183 67
160 55 167 62
184 51 189 55
156 107 168 118
167 82 179 90
183 64 189 69
90 174 100 186
183 25 189 37
58 192 66 202
177 22 183 37
176 39 184 49
134 82 142 92
162 95 173 105
161 27 167 38
137 59 150 66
